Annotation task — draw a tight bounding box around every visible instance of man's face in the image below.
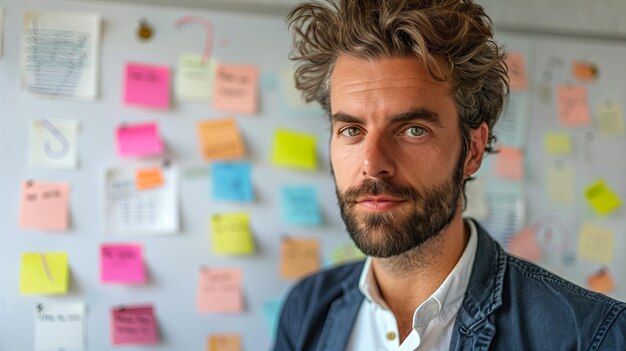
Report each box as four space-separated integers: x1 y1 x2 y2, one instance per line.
329 55 468 258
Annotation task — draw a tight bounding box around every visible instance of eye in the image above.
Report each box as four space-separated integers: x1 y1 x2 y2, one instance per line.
339 126 362 137
403 126 427 137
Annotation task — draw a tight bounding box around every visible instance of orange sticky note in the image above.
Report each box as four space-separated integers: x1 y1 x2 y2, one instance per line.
280 237 320 279
208 334 241 351
506 52 528 91
197 118 246 160
197 267 244 313
135 168 164 190
495 147 524 181
572 60 598 81
557 84 591 127
213 64 259 114
19 180 70 231
587 268 615 294
508 228 542 262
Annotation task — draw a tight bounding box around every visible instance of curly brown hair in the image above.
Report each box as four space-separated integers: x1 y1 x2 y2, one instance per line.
287 0 509 154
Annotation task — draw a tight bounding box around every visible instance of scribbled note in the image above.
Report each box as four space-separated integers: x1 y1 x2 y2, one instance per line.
116 122 164 158
210 212 255 255
197 267 244 313
212 162 254 202
101 244 145 284
506 52 528 91
597 100 624 136
272 129 317 171
557 84 591 127
280 237 320 279
30 119 80 169
123 62 171 109
584 180 621 216
493 92 529 148
21 11 101 99
213 63 259 114
281 185 321 226
197 117 246 160
208 334 241 351
35 302 85 351
578 223 613 264
175 54 217 102
20 252 69 294
587 268 615 294
19 180 70 231
111 305 159 345
495 146 524 181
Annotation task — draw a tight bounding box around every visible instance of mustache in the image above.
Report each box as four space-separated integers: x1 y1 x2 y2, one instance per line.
340 179 420 203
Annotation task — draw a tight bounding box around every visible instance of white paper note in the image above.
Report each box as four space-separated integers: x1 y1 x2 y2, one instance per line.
29 119 80 169
35 302 86 351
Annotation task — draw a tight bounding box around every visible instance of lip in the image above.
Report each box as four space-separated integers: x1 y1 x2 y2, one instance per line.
356 196 405 212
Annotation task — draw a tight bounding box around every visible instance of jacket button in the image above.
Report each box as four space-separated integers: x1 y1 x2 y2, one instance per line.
386 331 396 340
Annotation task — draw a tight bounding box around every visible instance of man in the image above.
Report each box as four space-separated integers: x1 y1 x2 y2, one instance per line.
274 0 626 350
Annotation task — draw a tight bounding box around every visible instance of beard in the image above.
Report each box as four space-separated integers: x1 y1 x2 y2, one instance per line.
335 154 465 258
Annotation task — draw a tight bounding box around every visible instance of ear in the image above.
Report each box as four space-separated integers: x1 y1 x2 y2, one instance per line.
463 122 489 178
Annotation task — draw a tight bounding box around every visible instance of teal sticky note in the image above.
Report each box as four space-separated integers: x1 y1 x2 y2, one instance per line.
281 185 321 226
212 162 253 202
262 298 283 338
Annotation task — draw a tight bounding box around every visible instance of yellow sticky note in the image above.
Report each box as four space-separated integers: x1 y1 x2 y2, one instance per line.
211 212 255 255
20 253 69 294
544 133 572 155
597 101 624 136
176 54 217 102
208 334 241 351
578 223 613 264
584 180 622 216
135 168 164 190
587 268 615 294
547 165 575 205
272 129 317 171
280 237 320 279
197 117 246 160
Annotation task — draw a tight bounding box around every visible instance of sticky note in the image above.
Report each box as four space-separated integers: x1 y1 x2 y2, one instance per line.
281 186 321 226
330 243 366 266
493 92 530 148
111 305 159 345
101 244 146 284
495 146 524 181
587 268 615 294
212 162 253 202
197 117 246 160
20 253 69 294
280 237 320 279
272 129 317 171
35 302 85 351
463 179 488 218
197 267 243 313
123 62 171 109
211 212 255 255
208 334 241 351
508 228 542 262
506 52 528 91
262 299 282 338
19 180 70 231
547 165 575 205
116 122 164 158
136 167 164 190
584 180 621 216
557 84 591 127
213 63 259 114
544 132 572 155
578 223 613 264
175 54 217 102
572 60 598 81
597 100 624 136
29 119 80 169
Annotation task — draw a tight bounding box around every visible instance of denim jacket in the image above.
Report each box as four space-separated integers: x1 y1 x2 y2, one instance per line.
273 220 626 350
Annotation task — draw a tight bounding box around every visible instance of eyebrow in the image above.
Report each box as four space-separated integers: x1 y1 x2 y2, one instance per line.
331 108 444 129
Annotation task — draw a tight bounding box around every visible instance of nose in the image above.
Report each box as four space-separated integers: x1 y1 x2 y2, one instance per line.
361 134 395 179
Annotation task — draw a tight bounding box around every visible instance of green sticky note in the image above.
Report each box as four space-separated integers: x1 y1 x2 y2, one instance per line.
20 253 69 294
584 180 622 216
211 212 255 255
544 132 572 155
271 129 317 171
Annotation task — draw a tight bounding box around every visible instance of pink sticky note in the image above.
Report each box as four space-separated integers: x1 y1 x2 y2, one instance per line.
19 181 70 231
495 146 524 181
506 52 528 91
116 122 164 157
557 84 591 127
111 305 159 345
101 244 145 284
213 64 259 114
123 63 171 109
197 267 243 313
508 228 542 262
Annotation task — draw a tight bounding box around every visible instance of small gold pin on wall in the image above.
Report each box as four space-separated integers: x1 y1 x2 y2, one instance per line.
137 18 153 41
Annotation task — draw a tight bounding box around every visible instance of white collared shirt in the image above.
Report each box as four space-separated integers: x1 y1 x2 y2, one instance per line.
345 219 478 351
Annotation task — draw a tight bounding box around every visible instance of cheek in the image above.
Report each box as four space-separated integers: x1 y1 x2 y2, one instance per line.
330 142 360 186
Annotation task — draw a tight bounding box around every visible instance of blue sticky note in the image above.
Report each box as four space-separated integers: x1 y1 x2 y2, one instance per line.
212 162 254 202
281 185 321 226
262 298 283 338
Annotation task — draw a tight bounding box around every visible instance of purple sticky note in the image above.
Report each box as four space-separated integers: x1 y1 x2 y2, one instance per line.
101 244 145 284
123 63 171 109
111 305 159 345
116 122 164 157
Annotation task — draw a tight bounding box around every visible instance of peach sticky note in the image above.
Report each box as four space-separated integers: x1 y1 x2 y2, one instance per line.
587 268 615 294
272 129 317 171
20 253 69 294
197 267 244 313
197 117 246 160
584 180 622 216
136 168 164 190
116 122 164 158
210 212 255 255
578 223 613 264
508 228 542 262
208 334 241 351
557 84 591 127
506 52 528 91
123 62 171 109
495 146 524 181
213 63 259 114
111 305 159 345
19 180 70 231
280 237 320 279
572 60 599 81
101 244 145 284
